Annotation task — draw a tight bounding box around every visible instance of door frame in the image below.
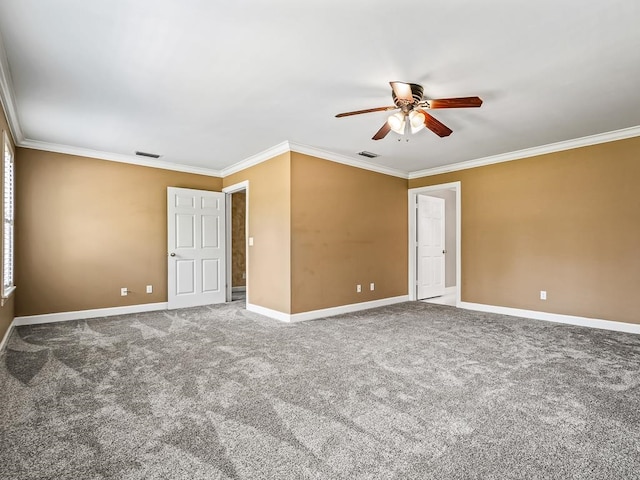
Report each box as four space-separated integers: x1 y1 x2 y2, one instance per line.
408 181 461 305
222 180 249 303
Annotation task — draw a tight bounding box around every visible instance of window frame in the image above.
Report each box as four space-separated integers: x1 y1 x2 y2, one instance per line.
2 130 15 303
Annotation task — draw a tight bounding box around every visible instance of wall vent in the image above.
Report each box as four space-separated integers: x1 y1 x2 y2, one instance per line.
135 151 161 159
358 151 379 158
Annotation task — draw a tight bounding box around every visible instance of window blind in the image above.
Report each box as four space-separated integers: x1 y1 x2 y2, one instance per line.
3 136 14 293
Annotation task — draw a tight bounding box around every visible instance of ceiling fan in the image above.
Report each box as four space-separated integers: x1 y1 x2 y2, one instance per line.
335 81 482 140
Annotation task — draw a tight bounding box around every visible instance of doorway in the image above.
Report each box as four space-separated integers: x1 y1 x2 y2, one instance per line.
223 181 249 304
408 182 461 306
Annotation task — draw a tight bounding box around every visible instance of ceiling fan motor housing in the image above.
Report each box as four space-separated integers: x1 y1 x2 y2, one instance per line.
392 83 424 110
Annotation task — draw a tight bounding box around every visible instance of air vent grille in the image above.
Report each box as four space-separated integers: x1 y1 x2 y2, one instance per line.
358 151 379 158
135 151 161 159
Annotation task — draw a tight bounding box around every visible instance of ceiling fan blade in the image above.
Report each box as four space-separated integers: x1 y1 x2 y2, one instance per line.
428 97 483 109
418 109 453 137
372 122 391 140
390 81 414 103
335 106 397 117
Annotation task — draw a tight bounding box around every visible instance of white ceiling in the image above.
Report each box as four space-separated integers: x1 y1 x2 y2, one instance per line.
0 0 639 176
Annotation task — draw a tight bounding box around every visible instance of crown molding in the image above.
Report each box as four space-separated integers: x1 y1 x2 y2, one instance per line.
19 139 223 177
220 141 291 177
408 125 640 179
16 125 640 182
223 126 640 181
288 142 408 179
0 33 24 143
221 140 408 179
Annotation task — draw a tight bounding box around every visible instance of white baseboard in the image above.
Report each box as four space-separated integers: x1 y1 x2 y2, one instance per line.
459 301 640 335
13 302 169 326
246 304 292 322
232 286 246 292
444 286 456 295
0 320 15 353
247 295 410 323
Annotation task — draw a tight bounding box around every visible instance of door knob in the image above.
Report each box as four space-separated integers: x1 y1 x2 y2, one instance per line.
170 253 176 257
442 250 447 254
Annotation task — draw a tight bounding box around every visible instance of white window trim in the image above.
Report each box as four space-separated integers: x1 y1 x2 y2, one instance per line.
2 130 15 305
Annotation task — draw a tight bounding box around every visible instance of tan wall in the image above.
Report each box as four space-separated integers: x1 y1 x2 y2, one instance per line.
231 191 246 287
0 102 15 338
223 153 291 313
290 153 408 314
18 129 632 324
15 148 222 316
409 136 640 324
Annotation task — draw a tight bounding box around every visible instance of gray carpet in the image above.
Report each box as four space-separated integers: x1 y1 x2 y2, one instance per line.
1 300 639 479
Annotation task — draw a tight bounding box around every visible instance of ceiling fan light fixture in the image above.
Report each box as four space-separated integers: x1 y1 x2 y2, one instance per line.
409 110 426 134
388 112 406 134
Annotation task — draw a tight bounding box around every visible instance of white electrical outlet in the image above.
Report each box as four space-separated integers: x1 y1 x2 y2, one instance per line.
248 237 254 246
540 290 547 300
356 284 362 293
146 285 153 294
370 283 375 291
121 287 128 296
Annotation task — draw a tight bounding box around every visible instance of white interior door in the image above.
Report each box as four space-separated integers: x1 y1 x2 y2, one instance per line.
417 195 445 299
167 187 226 309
